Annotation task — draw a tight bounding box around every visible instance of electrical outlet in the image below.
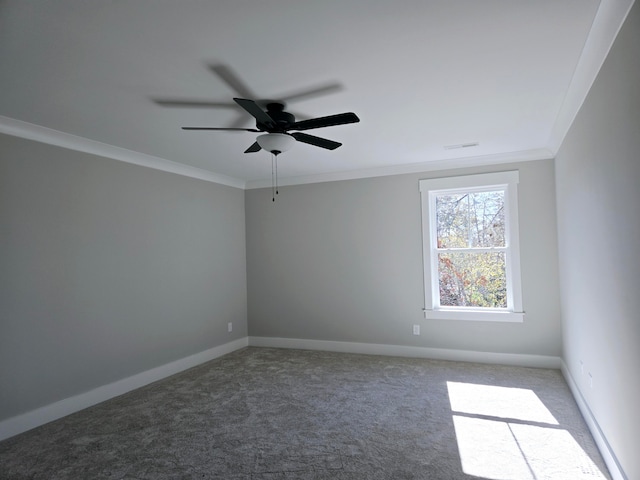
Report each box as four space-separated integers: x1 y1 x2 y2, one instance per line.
589 373 593 388
413 324 420 335
228 322 233 333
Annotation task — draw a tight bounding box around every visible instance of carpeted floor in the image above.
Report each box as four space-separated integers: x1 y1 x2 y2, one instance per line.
0 347 610 479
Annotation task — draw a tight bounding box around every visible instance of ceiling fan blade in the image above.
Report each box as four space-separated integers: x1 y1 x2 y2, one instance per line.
154 99 237 109
182 127 260 132
227 113 253 129
275 83 343 103
289 111 311 121
210 64 256 99
234 98 277 129
244 142 262 153
292 132 342 150
287 112 360 132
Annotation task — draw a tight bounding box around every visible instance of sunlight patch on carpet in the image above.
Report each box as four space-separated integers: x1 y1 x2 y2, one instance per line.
447 382 607 480
447 382 558 424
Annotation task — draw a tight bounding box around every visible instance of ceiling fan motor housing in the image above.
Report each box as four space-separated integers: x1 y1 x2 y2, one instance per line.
261 102 295 131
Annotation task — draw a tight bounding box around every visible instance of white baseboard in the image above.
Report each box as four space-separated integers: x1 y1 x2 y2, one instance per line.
0 337 248 442
561 361 627 480
250 337 628 477
0 336 567 444
2 336 624 479
248 336 562 369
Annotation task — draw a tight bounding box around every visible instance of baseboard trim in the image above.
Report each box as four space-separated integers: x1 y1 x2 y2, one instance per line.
561 360 627 480
0 337 567 443
248 336 561 369
0 337 249 442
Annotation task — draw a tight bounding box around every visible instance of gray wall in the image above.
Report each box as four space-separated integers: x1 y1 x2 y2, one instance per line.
246 159 561 357
555 3 640 479
0 134 247 421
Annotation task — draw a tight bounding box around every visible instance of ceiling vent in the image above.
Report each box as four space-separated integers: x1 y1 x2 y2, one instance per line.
444 142 479 150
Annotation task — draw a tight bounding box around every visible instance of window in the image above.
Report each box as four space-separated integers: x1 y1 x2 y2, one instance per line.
420 172 524 322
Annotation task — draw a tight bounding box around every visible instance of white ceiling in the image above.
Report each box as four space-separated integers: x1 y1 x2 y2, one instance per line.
0 1 633 188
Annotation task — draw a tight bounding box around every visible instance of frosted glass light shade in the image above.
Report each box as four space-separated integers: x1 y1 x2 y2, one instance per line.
256 133 295 153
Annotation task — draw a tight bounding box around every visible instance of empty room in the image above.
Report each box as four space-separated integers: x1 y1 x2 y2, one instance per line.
1 1 638 479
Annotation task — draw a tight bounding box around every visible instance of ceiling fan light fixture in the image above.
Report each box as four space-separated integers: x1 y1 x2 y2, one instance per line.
257 133 295 154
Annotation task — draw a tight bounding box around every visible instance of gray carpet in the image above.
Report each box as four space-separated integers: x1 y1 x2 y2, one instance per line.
0 347 610 479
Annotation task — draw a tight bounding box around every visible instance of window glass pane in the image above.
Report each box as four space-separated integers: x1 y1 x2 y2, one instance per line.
469 191 505 247
438 252 507 308
436 191 505 248
436 194 469 248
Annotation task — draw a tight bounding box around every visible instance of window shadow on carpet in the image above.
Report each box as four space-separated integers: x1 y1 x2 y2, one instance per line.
447 381 608 480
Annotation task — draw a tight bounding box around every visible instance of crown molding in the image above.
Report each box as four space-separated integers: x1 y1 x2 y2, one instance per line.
547 0 635 153
245 148 554 189
0 114 552 190
0 115 246 189
0 1 632 192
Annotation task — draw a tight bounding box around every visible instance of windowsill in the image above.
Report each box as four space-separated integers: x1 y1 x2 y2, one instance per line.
423 309 525 323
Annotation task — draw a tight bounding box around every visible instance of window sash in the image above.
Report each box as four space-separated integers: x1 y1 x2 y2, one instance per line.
420 171 523 321
430 186 512 311
432 248 509 311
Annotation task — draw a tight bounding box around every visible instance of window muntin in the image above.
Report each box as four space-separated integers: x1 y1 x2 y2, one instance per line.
420 172 523 322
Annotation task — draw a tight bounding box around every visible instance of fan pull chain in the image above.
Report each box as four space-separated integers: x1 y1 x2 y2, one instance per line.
271 152 280 202
275 154 279 196
271 152 275 202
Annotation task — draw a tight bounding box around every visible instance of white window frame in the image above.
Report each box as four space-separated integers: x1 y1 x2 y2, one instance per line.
419 171 524 322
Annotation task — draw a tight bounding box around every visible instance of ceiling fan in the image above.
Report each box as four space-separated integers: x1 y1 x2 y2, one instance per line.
155 64 343 126
182 98 360 154
154 64 359 154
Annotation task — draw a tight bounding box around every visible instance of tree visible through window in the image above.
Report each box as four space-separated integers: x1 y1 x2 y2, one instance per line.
420 172 523 322
436 190 506 308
